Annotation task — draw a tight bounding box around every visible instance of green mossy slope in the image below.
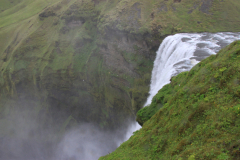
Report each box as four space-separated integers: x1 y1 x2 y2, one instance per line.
98 0 240 34
100 41 240 160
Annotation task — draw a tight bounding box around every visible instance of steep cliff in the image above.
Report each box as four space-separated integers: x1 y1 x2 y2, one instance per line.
0 0 240 143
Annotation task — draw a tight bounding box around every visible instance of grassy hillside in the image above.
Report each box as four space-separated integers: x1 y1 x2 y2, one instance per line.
0 0 240 146
100 41 240 160
97 0 240 34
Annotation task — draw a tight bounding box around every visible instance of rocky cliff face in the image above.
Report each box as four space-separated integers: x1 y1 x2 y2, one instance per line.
0 0 155 137
0 0 240 140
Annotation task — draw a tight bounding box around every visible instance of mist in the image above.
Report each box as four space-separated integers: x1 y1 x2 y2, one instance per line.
0 100 135 160
54 124 120 160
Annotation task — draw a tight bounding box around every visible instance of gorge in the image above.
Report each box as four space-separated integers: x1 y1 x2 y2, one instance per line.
0 0 240 160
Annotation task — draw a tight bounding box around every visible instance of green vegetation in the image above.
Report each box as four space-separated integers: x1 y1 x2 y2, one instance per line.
100 41 240 159
136 83 172 126
97 0 240 35
0 0 153 137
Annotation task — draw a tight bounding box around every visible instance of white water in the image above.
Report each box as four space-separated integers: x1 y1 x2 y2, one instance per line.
123 32 240 142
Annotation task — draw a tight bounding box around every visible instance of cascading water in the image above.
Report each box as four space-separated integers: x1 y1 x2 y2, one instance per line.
122 32 240 142
145 32 240 106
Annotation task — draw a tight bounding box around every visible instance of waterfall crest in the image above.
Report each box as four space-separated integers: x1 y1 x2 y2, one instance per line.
145 32 240 106
123 32 240 142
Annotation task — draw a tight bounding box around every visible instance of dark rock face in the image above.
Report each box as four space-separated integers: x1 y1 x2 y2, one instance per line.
158 3 168 12
188 0 214 14
199 0 213 14
39 10 56 18
174 0 181 3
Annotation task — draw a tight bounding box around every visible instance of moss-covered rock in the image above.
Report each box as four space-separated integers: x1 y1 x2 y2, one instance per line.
136 83 173 126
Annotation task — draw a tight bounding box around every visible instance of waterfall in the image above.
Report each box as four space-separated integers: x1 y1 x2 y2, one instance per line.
122 32 240 143
145 32 240 106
